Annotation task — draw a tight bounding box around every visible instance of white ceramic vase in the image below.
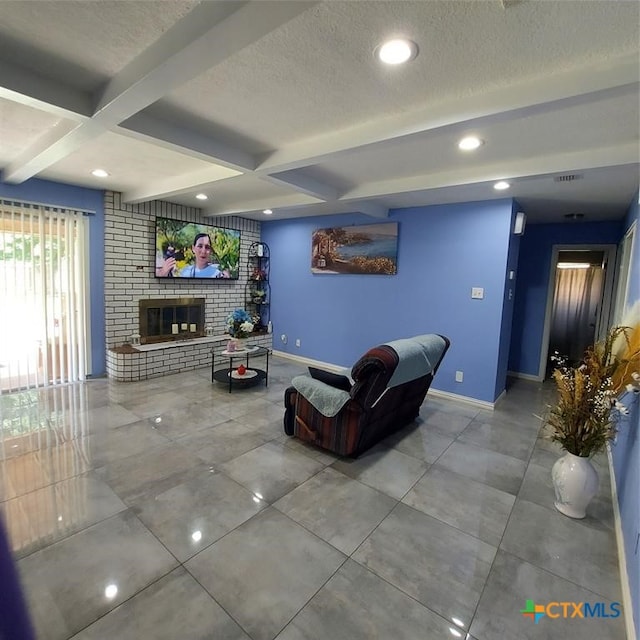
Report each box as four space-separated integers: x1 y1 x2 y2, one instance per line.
551 452 599 519
234 337 248 352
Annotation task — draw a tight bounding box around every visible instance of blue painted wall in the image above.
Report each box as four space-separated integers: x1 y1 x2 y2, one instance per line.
508 221 624 377
494 201 523 399
611 192 640 638
262 199 514 403
0 177 106 376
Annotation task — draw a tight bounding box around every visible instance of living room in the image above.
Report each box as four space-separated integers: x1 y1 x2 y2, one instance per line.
0 2 639 639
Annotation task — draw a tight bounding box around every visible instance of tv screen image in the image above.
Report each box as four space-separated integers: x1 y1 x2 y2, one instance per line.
155 217 241 279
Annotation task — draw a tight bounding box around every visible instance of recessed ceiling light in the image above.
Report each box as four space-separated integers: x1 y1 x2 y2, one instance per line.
493 181 510 191
91 169 109 178
195 193 208 201
458 136 483 151
376 39 418 65
104 584 118 599
263 209 273 215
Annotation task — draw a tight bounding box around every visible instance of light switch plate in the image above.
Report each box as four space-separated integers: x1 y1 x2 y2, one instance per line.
471 287 484 299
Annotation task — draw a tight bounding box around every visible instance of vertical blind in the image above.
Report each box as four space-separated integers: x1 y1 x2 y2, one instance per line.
0 201 90 390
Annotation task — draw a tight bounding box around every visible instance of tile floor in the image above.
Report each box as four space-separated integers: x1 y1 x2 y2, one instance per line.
0 357 627 639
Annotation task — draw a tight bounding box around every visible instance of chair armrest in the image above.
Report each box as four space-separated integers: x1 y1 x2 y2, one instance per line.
292 375 351 417
308 366 352 391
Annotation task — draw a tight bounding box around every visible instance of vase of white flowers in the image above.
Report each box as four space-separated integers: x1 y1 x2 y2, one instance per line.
226 309 254 351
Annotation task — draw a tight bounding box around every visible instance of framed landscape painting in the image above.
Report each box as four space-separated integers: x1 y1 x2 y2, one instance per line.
311 222 398 275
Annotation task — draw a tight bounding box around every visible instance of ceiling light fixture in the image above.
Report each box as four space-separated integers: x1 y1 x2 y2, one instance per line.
195 193 208 201
91 169 109 178
104 584 118 599
263 209 273 215
557 263 591 269
493 181 510 191
376 38 418 65
458 136 483 151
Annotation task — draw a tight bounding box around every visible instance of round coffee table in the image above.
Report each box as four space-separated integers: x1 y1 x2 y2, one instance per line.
211 345 270 392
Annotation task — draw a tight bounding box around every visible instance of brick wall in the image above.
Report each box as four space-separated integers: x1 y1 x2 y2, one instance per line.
104 192 272 380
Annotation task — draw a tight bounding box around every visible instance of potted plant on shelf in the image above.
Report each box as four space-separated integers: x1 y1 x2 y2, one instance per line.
545 324 639 518
225 308 254 352
252 289 267 304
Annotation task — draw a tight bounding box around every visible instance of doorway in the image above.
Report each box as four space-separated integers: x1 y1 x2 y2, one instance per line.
539 245 616 379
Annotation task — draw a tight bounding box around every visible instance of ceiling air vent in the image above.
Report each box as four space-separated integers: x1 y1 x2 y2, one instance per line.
554 174 583 183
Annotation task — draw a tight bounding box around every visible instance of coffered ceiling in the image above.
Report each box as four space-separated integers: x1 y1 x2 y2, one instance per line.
0 0 638 222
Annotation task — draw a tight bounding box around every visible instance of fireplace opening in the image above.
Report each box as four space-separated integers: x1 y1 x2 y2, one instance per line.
139 298 205 343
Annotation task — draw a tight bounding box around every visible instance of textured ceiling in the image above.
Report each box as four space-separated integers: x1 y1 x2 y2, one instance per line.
0 0 638 223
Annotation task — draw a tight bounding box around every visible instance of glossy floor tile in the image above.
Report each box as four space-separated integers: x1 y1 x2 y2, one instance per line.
401 465 515 546
471 550 626 640
185 507 345 640
275 558 465 639
0 362 627 639
352 502 497 629
274 467 396 555
435 440 528 495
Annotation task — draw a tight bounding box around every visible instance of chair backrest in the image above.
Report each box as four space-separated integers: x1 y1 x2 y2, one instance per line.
350 344 399 409
349 334 449 410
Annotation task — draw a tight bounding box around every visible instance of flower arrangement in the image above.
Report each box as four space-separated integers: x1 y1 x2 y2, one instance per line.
545 325 640 458
251 267 267 281
226 308 254 339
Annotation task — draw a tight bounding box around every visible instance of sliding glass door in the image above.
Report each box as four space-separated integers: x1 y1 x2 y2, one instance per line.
0 203 90 391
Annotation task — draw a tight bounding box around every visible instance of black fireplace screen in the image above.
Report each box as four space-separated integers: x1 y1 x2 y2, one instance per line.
139 298 205 342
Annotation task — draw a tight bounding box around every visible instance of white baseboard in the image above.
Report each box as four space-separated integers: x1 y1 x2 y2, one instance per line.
607 444 637 640
507 370 544 382
428 388 496 410
493 388 507 407
271 350 346 373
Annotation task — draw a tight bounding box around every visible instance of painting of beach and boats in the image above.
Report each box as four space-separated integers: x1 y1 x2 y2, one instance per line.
311 222 398 275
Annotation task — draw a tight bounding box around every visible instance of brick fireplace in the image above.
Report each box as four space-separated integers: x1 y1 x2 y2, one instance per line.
103 192 272 381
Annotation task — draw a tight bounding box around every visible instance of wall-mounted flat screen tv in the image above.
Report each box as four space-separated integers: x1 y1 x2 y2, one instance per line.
155 217 241 279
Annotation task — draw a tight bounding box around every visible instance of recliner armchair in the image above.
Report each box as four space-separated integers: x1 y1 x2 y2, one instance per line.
283 334 450 457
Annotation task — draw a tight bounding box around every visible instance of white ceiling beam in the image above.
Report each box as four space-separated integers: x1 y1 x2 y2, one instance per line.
93 1 316 123
256 54 639 174
348 202 388 219
3 120 104 183
122 166 243 204
341 143 639 201
4 0 316 183
0 58 92 120
203 192 322 217
263 170 340 201
117 114 256 172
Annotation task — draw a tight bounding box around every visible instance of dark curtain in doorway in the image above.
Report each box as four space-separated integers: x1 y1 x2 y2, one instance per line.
549 266 604 365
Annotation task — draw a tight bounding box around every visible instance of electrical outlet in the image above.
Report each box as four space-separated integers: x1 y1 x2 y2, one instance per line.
455 370 464 383
295 338 301 347
471 287 484 299
281 334 287 344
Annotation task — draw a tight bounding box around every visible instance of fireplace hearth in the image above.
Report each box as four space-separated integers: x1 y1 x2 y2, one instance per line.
139 298 205 343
